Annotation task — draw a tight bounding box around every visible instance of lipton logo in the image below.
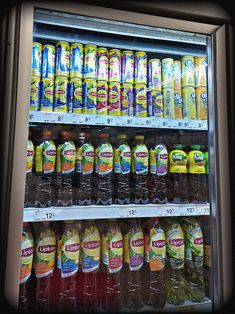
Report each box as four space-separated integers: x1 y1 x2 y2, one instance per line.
75 90 82 97
83 241 100 249
27 150 34 157
64 149 76 156
159 153 168 160
137 95 146 101
45 90 53 95
98 92 107 100
88 91 97 97
56 90 65 95
123 151 131 158
100 59 108 65
45 150 56 156
194 237 204 245
136 152 148 158
152 240 166 248
86 151 94 157
201 92 207 99
38 245 56 253
185 59 193 67
132 238 144 247
21 247 34 257
109 93 118 101
169 239 184 247
65 243 80 252
112 240 123 249
100 152 113 158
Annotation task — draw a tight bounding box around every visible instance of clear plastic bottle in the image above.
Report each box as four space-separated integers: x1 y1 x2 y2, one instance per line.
113 134 131 204
56 131 76 207
93 133 113 205
73 132 94 205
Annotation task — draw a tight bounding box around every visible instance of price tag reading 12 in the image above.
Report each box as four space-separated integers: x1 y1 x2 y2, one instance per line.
119 208 138 218
34 209 57 221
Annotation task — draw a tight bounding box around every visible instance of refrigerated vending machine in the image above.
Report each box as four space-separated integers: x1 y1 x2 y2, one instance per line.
1 1 233 313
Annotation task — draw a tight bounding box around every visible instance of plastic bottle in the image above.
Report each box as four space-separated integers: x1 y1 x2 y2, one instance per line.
101 219 123 311
181 217 205 302
122 218 144 309
131 135 149 204
56 131 76 207
93 133 113 205
187 145 207 203
167 144 188 203
113 134 131 204
73 132 95 205
34 129 56 207
80 219 101 311
144 217 167 308
19 222 34 310
24 129 35 207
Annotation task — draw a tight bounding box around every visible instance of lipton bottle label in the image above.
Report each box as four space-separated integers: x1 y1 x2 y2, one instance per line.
150 144 168 176
76 143 95 175
132 144 149 174
36 140 56 174
20 229 34 283
124 231 144 271
96 143 113 175
102 232 123 273
26 140 34 174
149 227 166 271
114 143 131 174
57 141 76 174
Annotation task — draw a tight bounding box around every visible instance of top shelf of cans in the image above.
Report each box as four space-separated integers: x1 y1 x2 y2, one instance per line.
31 41 208 122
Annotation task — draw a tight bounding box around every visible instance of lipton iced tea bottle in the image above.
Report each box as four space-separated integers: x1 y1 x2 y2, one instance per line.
19 223 34 310
144 218 167 308
114 134 131 204
25 129 35 207
131 135 149 204
56 131 76 207
167 144 188 203
122 218 144 309
80 220 101 311
34 129 56 207
93 133 113 205
187 145 207 203
73 132 94 205
101 219 123 311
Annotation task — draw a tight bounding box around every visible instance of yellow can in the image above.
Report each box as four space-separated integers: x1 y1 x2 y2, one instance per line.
134 51 147 84
174 89 183 119
108 82 121 115
162 58 174 89
55 41 70 77
134 83 147 117
195 56 207 87
84 44 98 80
54 76 69 112
163 88 175 119
196 87 207 120
182 86 197 119
109 49 121 83
181 55 195 87
97 80 108 115
173 60 182 90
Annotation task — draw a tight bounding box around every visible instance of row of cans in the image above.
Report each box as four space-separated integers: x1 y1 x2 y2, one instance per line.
30 76 207 119
31 42 207 87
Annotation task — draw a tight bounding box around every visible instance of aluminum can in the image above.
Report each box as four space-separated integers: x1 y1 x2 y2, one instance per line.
42 45 55 79
196 86 207 120
147 88 163 118
55 41 70 77
163 88 175 119
108 82 121 115
174 89 183 119
109 49 121 82
182 86 197 119
31 42 42 77
70 43 84 79
173 60 182 90
84 44 97 79
121 50 134 84
97 80 108 115
98 47 108 81
148 59 161 89
162 58 174 89
195 56 207 87
68 78 83 113
83 79 97 114
40 78 54 112
54 76 69 112
121 83 133 116
134 51 147 84
181 55 195 87
30 76 41 110
134 83 147 117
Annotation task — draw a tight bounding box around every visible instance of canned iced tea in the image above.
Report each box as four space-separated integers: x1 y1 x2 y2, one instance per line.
163 88 175 119
54 76 68 112
108 82 121 115
69 78 83 114
109 49 121 82
195 56 207 87
121 50 134 84
70 43 84 79
134 51 147 84
162 58 174 89
98 47 108 81
182 86 197 119
83 79 97 114
97 80 108 115
181 55 195 87
31 42 42 77
196 87 207 120
148 59 161 89
30 76 41 111
173 60 182 90
134 83 147 117
147 88 163 117
174 89 183 119
84 44 97 80
121 83 133 116
55 41 70 77
42 45 55 79
40 78 54 112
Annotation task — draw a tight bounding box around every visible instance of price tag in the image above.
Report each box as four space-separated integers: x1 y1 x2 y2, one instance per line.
127 118 133 126
162 120 167 127
167 119 178 128
186 206 195 215
119 207 138 218
183 120 189 128
178 121 183 128
57 114 64 122
188 120 199 129
106 117 114 125
34 208 60 221
29 112 34 121
164 207 175 216
145 118 152 127
201 206 210 215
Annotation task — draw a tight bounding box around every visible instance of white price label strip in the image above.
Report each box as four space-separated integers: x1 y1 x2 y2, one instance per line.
34 208 61 221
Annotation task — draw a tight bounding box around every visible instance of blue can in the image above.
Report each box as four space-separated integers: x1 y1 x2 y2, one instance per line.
30 76 41 110
68 78 83 113
55 41 70 77
70 43 83 79
31 42 42 77
42 45 55 79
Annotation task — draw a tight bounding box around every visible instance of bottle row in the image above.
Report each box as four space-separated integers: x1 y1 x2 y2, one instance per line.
19 217 212 312
25 129 209 207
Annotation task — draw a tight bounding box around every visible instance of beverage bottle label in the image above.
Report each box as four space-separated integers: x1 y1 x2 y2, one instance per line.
60 141 76 174
36 140 56 174
26 140 34 174
96 143 113 175
124 231 144 271
20 229 34 283
102 232 123 273
150 144 168 175
149 227 166 271
187 150 206 174
114 144 131 174
76 143 95 175
169 150 187 173
132 144 149 174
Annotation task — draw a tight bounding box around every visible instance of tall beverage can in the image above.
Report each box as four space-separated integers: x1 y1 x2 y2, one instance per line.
195 56 207 87
181 55 195 87
148 59 161 89
68 78 83 113
55 41 70 77
134 51 147 84
134 83 147 117
98 47 108 81
30 76 41 110
70 43 84 79
196 87 207 120
121 83 133 116
147 88 163 117
40 78 54 112
84 44 97 79
173 60 182 90
54 76 69 112
121 50 134 84
163 88 175 119
174 89 183 119
108 82 121 115
83 79 97 114
109 49 121 82
42 44 55 79
97 80 108 115
182 86 197 119
162 58 174 89
31 42 42 77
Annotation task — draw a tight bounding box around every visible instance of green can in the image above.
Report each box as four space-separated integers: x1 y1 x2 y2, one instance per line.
182 86 197 119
